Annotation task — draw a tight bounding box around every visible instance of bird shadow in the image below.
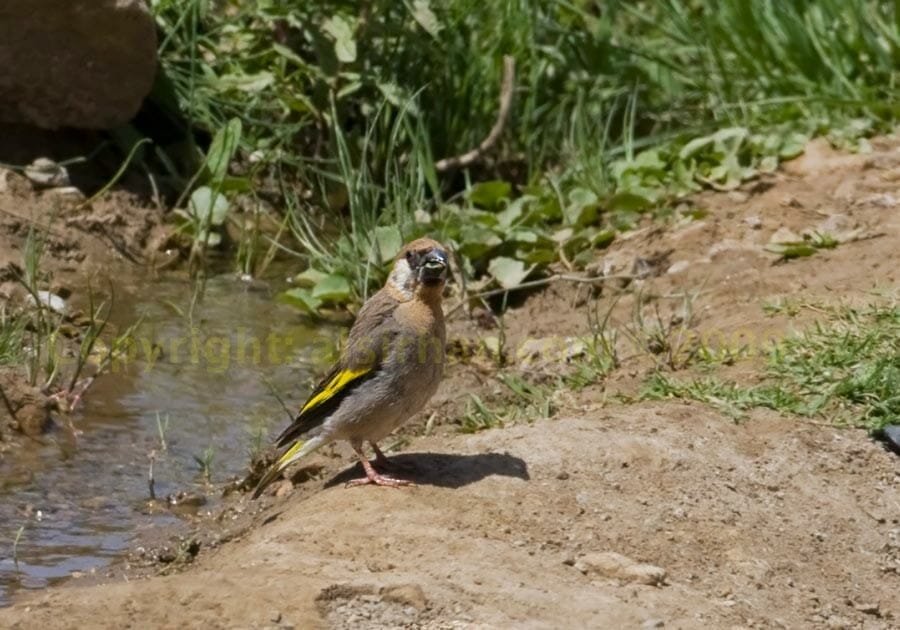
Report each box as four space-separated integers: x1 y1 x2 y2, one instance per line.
323 451 530 489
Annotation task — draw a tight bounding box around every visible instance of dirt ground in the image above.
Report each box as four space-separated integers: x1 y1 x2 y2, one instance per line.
2 136 900 628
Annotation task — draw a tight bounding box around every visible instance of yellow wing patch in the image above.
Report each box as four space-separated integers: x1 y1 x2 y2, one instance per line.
299 367 370 415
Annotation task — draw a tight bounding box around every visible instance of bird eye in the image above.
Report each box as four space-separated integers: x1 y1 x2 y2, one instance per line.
405 251 414 261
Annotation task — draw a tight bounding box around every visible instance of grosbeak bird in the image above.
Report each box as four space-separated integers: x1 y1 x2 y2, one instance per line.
253 237 448 497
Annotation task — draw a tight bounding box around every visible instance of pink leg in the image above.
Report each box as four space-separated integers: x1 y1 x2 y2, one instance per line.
370 441 390 468
346 443 414 488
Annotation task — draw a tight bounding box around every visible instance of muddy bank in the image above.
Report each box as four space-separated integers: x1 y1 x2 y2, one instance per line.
1 409 898 629
0 158 170 436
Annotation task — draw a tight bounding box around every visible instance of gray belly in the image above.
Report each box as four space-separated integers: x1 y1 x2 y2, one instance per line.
323 335 444 443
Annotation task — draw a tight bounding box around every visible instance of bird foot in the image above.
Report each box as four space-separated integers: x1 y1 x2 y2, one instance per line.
345 472 415 488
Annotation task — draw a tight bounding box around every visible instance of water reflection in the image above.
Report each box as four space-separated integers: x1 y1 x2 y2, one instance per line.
0 272 331 606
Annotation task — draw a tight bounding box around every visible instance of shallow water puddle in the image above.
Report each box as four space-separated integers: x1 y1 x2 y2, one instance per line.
0 272 330 606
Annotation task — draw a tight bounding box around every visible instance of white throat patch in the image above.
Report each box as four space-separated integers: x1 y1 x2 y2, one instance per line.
387 258 415 300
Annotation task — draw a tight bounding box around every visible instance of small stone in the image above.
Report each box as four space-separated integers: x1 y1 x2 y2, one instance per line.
274 479 294 498
24 158 70 188
769 226 803 245
575 552 667 586
744 216 763 229
27 290 67 315
43 186 85 201
556 471 570 480
380 584 427 610
666 260 691 275
642 619 665 628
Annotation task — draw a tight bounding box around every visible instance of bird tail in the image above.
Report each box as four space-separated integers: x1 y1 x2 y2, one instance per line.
251 438 320 499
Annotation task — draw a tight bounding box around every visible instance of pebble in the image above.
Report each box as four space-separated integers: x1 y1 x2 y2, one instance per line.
666 260 691 275
24 157 70 188
574 551 667 586
744 216 763 229
768 226 803 244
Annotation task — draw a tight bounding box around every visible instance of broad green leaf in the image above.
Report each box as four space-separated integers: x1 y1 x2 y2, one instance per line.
488 256 532 289
764 243 817 259
279 288 322 314
213 72 274 93
779 132 808 159
337 80 363 99
312 274 352 302
322 15 356 63
564 187 599 226
573 249 596 266
196 229 222 247
468 180 511 210
204 118 242 185
591 229 616 248
456 226 501 259
412 0 441 38
373 225 403 263
518 247 556 265
189 186 230 226
376 82 418 115
632 149 666 171
607 191 652 213
532 197 562 222
496 195 532 228
508 228 538 243
293 268 329 288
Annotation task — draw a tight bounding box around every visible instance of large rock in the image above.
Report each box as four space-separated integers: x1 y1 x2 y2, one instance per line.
0 1 157 129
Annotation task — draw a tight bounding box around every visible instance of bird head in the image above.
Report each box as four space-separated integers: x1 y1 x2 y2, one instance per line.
387 237 449 300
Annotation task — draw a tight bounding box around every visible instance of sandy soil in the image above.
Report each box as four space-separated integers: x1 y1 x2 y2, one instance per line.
2 136 900 628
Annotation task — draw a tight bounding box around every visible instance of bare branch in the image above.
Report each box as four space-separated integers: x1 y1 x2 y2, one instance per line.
435 55 516 172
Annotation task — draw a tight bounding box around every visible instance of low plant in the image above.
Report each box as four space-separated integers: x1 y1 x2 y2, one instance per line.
642 302 900 430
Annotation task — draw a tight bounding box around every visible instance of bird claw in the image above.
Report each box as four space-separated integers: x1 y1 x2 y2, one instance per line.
345 472 415 488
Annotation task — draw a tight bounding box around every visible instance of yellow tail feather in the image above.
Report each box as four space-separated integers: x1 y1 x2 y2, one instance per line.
252 440 305 499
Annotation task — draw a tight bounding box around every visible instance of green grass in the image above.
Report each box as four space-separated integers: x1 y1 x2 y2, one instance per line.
642 303 900 430
0 307 25 368
458 371 556 433
140 0 900 306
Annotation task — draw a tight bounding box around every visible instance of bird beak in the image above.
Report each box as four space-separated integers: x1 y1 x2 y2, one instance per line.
420 249 448 284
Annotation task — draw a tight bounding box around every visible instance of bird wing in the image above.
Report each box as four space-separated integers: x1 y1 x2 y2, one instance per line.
274 289 400 448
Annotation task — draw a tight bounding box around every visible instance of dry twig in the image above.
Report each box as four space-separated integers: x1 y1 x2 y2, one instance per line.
435 56 516 172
